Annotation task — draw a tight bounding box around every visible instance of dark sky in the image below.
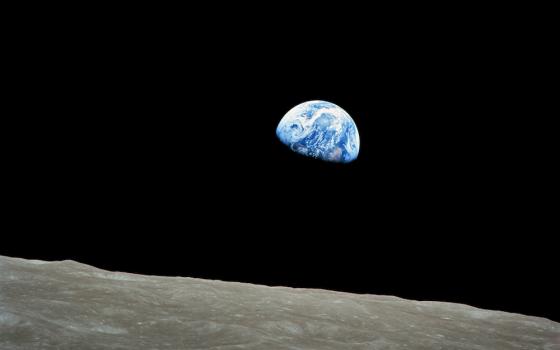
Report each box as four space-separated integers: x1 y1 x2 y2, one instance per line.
4 7 557 322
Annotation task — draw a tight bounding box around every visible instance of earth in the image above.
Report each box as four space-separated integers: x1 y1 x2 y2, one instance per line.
276 101 360 163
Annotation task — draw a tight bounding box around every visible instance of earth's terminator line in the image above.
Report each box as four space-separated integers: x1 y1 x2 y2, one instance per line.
276 100 360 163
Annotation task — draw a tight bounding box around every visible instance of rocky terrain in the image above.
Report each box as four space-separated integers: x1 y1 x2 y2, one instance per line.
0 255 558 349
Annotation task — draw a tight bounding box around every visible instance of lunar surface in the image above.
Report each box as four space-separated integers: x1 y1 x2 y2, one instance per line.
0 255 558 350
276 100 360 163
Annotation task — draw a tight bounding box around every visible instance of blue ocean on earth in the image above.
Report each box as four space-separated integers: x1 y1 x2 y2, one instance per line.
276 101 360 163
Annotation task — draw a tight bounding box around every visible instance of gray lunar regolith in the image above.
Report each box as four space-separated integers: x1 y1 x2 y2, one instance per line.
0 255 558 350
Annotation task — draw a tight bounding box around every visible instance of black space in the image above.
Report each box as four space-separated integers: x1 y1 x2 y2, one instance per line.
3 6 557 322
